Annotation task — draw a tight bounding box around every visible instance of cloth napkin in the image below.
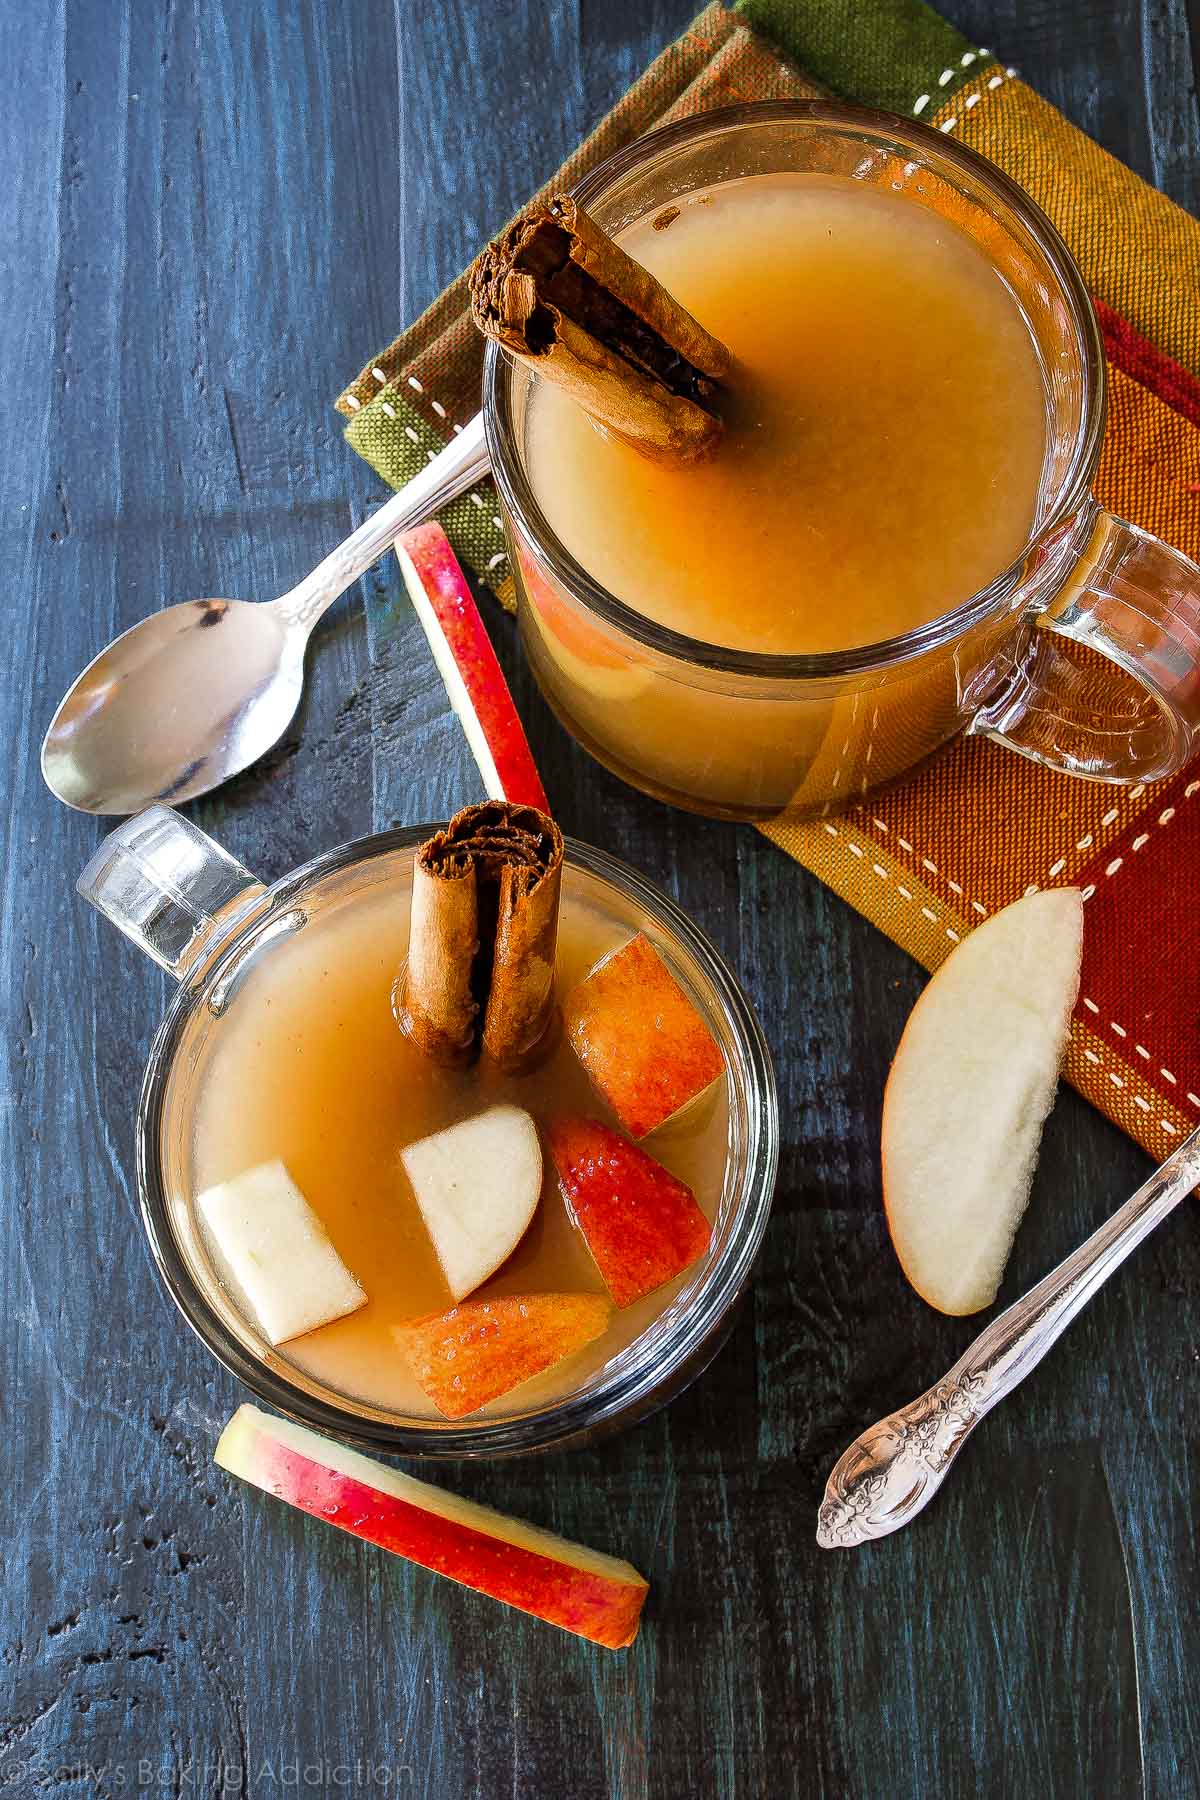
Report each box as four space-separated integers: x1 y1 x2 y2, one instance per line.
337 0 1200 1163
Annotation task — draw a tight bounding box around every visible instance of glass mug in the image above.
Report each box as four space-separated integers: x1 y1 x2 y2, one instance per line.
484 100 1200 822
78 806 777 1457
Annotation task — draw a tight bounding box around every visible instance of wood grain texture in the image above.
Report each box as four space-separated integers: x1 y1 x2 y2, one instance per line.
1 2 1197 1795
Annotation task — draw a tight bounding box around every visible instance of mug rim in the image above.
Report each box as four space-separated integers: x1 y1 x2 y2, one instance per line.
483 96 1107 681
135 823 779 1458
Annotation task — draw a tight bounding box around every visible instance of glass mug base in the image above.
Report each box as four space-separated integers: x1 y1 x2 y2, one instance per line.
518 555 1025 822
522 618 967 824
486 104 1200 823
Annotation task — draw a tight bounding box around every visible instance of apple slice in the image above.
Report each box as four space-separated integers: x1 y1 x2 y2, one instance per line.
215 1404 647 1648
547 1117 712 1307
400 1104 542 1303
196 1161 366 1345
517 544 651 703
396 521 549 810
882 887 1084 1316
563 933 725 1139
394 1292 611 1418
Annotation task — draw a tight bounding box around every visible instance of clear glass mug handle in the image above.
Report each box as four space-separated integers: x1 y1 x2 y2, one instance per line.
971 507 1200 782
77 805 266 980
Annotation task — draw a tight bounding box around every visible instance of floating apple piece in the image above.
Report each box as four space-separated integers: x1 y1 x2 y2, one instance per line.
214 1404 647 1648
400 1104 542 1303
517 543 650 703
395 522 549 810
532 619 649 703
547 1117 712 1307
563 933 725 1139
197 1160 366 1345
881 887 1084 1316
394 1292 611 1419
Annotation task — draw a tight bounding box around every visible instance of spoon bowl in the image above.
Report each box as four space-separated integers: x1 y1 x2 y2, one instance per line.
42 598 305 813
41 413 490 814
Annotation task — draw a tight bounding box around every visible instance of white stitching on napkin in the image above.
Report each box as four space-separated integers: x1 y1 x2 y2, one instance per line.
354 377 509 572
912 54 1007 119
820 821 966 946
826 806 1192 1131
1076 1032 1182 1132
1038 776 1198 892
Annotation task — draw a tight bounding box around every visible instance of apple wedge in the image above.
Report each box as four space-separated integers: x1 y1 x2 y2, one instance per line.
517 545 651 703
881 887 1083 1316
547 1117 711 1307
563 933 725 1139
394 1292 611 1418
400 1105 542 1303
396 521 549 811
197 1161 366 1345
214 1404 647 1648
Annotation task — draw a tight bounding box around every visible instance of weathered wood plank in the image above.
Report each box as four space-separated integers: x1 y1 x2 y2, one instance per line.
947 0 1200 214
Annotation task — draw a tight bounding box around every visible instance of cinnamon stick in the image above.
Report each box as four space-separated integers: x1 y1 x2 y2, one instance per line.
398 801 564 1072
470 194 730 463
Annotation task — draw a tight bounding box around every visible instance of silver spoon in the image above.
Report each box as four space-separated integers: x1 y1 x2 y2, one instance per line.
41 412 489 814
818 1120 1200 1547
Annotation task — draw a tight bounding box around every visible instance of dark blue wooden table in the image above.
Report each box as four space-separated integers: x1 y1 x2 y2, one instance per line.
4 4 1199 1796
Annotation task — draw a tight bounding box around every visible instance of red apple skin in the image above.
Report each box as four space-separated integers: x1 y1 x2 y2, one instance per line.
547 1117 712 1307
517 542 627 671
397 522 549 811
562 934 726 1139
217 1407 647 1649
394 1292 611 1419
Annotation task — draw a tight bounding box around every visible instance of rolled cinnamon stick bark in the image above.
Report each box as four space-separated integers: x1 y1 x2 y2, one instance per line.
470 194 730 464
399 801 564 1072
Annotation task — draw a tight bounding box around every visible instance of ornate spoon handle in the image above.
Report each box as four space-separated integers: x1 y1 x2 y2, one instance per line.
818 1122 1200 1549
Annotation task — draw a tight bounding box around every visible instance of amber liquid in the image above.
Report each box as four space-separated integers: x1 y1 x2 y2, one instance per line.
524 173 1047 655
190 881 729 1418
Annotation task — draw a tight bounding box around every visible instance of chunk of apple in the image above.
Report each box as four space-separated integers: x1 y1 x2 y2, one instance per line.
562 934 725 1139
517 543 651 702
196 1160 366 1345
881 888 1083 1316
547 1117 711 1307
396 521 549 810
214 1404 647 1648
400 1104 542 1303
394 1292 611 1418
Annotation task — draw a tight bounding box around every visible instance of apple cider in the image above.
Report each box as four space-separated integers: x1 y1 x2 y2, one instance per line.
523 172 1046 655
190 873 729 1420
